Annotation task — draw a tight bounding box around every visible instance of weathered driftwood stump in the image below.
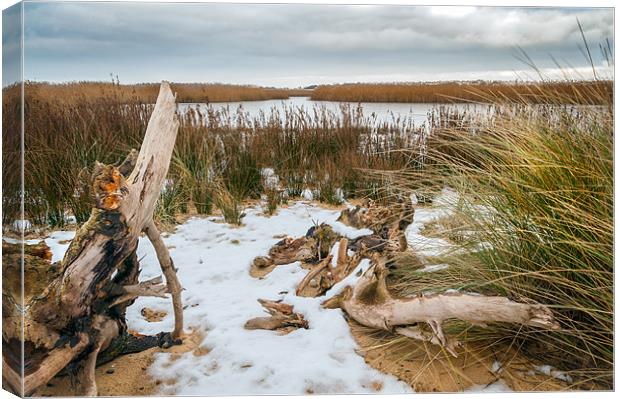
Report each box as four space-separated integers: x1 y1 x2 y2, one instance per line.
2 82 184 396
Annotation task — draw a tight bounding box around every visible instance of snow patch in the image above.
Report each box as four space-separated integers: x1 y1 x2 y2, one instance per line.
530 364 573 383
465 380 513 392
418 263 450 273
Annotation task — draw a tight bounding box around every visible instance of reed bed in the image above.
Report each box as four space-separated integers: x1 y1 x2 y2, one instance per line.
3 83 477 227
311 80 612 104
16 81 306 106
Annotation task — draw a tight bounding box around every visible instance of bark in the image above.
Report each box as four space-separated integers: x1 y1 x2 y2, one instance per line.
2 82 184 396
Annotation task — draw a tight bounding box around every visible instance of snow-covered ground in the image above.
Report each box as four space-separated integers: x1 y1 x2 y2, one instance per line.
30 196 531 394
40 202 412 395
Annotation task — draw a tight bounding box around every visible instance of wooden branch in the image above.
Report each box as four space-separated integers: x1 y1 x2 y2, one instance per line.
295 239 363 298
394 326 461 358
295 255 333 296
323 256 559 357
117 148 139 177
250 224 339 278
333 238 362 281
245 299 309 334
145 221 184 338
76 315 119 396
109 276 169 306
257 299 294 315
22 333 89 396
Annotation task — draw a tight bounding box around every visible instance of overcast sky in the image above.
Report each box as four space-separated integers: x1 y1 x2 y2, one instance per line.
2 1 615 87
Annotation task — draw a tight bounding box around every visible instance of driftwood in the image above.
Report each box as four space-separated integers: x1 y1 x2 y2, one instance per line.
296 238 363 297
2 82 184 396
244 299 309 334
338 198 413 253
250 224 338 278
322 255 560 357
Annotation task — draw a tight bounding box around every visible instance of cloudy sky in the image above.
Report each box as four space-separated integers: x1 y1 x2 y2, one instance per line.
2 1 614 87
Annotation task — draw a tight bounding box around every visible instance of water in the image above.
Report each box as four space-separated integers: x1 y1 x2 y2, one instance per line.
178 96 486 126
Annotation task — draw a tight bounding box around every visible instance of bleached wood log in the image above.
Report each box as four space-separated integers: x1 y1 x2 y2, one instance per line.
296 238 363 297
323 255 559 357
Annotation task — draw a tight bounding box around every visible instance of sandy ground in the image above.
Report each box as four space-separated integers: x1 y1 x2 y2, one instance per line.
38 328 206 397
38 321 567 396
348 322 568 393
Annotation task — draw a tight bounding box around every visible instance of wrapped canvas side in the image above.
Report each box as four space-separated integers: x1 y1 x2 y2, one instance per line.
2 1 25 396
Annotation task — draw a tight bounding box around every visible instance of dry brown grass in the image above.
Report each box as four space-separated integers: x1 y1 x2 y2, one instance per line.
311 81 612 104
19 81 306 105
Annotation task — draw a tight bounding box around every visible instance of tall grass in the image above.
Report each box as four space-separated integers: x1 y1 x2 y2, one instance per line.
7 82 464 227
311 80 612 104
389 84 613 388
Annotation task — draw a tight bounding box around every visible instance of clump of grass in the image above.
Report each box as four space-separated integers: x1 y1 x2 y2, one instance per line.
212 179 244 225
172 124 215 214
262 187 284 216
154 179 188 227
392 82 613 387
4 80 477 228
419 213 470 245
222 151 262 200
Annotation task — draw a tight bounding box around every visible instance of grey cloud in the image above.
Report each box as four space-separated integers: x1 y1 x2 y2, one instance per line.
7 2 614 86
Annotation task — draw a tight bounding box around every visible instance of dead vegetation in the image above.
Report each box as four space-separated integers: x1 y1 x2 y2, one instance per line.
311 80 612 104
9 81 305 105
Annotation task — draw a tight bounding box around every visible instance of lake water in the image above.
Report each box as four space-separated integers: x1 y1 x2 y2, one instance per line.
178 96 488 126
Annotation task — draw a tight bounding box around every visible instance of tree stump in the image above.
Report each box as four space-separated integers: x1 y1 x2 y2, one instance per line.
2 82 184 396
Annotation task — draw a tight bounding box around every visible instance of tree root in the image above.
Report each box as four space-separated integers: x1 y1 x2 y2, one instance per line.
1 82 185 396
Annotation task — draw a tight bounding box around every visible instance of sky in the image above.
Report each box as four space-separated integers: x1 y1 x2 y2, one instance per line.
2 1 615 87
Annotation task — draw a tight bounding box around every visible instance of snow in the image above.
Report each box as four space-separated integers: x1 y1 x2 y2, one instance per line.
11 219 32 233
405 188 456 257
39 201 411 395
4 230 77 263
301 189 314 201
530 364 573 383
44 231 77 263
260 168 280 190
465 380 513 393
26 198 517 394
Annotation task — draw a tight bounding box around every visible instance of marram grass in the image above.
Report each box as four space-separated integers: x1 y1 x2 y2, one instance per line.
390 86 613 388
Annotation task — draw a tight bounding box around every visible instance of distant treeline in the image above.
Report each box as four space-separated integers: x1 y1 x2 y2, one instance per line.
310 81 613 104
3 81 311 104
